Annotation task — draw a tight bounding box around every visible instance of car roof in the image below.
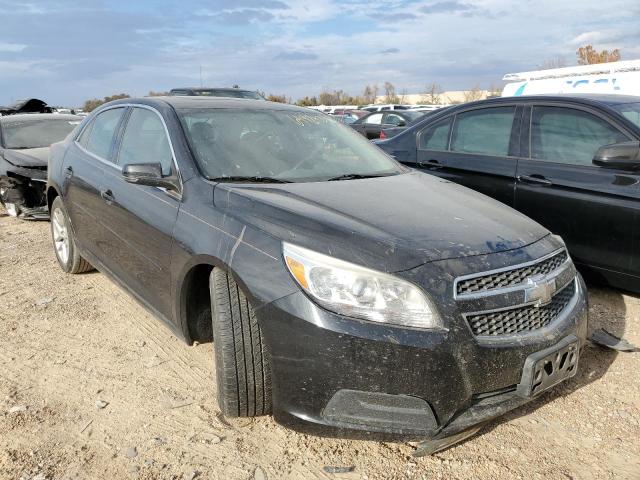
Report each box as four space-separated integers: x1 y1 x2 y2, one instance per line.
170 87 256 92
0 113 82 123
462 93 640 108
106 96 306 112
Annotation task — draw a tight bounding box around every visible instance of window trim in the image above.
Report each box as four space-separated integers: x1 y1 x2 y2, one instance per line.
448 104 521 159
527 102 634 167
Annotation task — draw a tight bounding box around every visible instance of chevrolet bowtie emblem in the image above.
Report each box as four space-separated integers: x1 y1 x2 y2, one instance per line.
524 276 557 306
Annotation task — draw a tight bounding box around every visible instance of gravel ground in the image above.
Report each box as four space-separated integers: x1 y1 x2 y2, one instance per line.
0 210 639 480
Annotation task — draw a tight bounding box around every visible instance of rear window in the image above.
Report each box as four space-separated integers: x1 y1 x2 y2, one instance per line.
2 117 80 149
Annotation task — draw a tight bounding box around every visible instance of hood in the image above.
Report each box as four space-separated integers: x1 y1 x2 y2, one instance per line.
2 147 50 168
213 170 549 273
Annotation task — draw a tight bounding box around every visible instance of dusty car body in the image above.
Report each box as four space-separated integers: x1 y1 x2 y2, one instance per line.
47 97 588 452
0 114 81 218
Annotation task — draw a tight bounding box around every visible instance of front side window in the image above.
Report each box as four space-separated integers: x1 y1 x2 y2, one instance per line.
419 117 452 151
118 108 173 176
2 118 80 149
363 113 383 125
385 114 405 126
178 108 404 182
451 106 516 156
611 102 640 129
531 106 629 166
84 108 125 160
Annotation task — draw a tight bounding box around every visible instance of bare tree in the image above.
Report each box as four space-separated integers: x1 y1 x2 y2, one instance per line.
577 45 621 65
148 90 170 97
462 85 484 102
383 82 400 104
83 93 130 112
422 83 443 104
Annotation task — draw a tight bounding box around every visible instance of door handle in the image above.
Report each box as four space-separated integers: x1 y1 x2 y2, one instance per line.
517 174 552 186
100 189 114 204
421 159 444 170
64 166 73 178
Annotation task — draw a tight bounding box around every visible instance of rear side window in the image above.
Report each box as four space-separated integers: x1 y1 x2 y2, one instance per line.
419 117 452 150
118 108 173 176
531 106 630 166
84 108 125 160
364 113 384 125
385 114 405 126
451 107 516 156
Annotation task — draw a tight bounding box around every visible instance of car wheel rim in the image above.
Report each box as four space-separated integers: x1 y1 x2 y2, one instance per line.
52 207 70 264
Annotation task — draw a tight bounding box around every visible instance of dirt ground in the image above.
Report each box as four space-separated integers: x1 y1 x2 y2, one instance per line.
0 211 639 480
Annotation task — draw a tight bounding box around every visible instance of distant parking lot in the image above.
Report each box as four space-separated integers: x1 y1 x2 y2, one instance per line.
1 212 639 480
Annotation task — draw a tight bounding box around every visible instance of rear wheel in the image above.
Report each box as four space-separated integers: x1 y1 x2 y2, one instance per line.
210 269 272 417
50 197 93 274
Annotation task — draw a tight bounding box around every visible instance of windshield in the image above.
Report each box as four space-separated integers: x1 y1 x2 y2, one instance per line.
178 108 404 182
612 102 640 128
2 118 80 149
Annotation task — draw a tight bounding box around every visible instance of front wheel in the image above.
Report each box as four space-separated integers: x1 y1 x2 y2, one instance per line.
50 197 93 274
210 269 272 417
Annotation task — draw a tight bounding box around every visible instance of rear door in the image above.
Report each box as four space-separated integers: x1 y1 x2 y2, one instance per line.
515 103 639 282
62 107 127 258
98 105 181 319
415 105 521 206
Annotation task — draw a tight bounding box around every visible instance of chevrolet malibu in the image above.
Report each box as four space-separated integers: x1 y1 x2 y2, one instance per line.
46 97 588 454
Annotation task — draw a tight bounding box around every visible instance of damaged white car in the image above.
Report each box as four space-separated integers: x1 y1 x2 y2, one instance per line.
0 113 81 219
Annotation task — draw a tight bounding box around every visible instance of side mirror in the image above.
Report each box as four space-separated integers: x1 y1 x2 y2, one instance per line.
592 141 640 171
122 163 180 191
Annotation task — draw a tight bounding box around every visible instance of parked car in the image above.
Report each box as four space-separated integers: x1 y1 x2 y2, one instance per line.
362 104 412 112
376 94 640 292
379 108 450 140
0 113 81 218
169 87 265 100
350 110 426 139
47 97 587 454
331 110 369 124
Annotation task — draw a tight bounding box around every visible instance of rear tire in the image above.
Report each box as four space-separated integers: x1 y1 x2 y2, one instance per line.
50 197 93 274
210 269 272 417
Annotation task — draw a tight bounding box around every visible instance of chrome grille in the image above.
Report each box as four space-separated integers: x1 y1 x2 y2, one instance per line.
456 250 568 296
466 281 575 337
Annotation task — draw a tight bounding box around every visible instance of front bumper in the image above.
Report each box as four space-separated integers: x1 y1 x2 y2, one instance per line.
257 242 589 442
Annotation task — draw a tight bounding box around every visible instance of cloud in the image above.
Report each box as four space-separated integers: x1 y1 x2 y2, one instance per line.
372 12 417 22
420 1 479 15
273 51 318 61
380 48 400 54
0 43 26 52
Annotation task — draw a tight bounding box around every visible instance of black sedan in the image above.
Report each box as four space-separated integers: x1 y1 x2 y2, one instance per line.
47 97 587 454
350 110 425 139
376 94 640 293
0 113 81 218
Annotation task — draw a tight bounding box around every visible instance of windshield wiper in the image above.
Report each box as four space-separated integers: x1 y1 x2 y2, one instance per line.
211 175 292 184
326 173 392 181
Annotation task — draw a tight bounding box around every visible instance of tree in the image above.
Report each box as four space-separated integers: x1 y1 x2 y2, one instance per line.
576 45 621 65
266 94 287 103
148 90 170 96
83 93 130 112
462 85 484 102
383 82 400 104
422 83 443 104
538 56 567 70
362 84 378 105
296 96 319 107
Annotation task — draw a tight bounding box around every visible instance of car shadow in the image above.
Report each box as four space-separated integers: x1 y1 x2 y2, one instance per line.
451 284 631 450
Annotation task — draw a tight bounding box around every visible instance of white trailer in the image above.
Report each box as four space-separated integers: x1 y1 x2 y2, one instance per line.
502 60 640 97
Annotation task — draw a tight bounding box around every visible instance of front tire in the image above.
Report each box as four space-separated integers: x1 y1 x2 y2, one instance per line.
210 269 272 417
50 197 93 274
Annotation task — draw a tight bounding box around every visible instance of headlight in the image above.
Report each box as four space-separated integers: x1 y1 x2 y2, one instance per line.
283 242 442 329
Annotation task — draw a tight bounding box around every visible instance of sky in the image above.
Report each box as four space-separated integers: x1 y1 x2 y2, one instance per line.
0 0 639 107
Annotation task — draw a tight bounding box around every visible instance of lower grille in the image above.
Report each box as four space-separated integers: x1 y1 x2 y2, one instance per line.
466 281 576 336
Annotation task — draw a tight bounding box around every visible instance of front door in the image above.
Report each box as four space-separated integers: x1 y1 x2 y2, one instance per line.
515 104 640 286
98 106 180 319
